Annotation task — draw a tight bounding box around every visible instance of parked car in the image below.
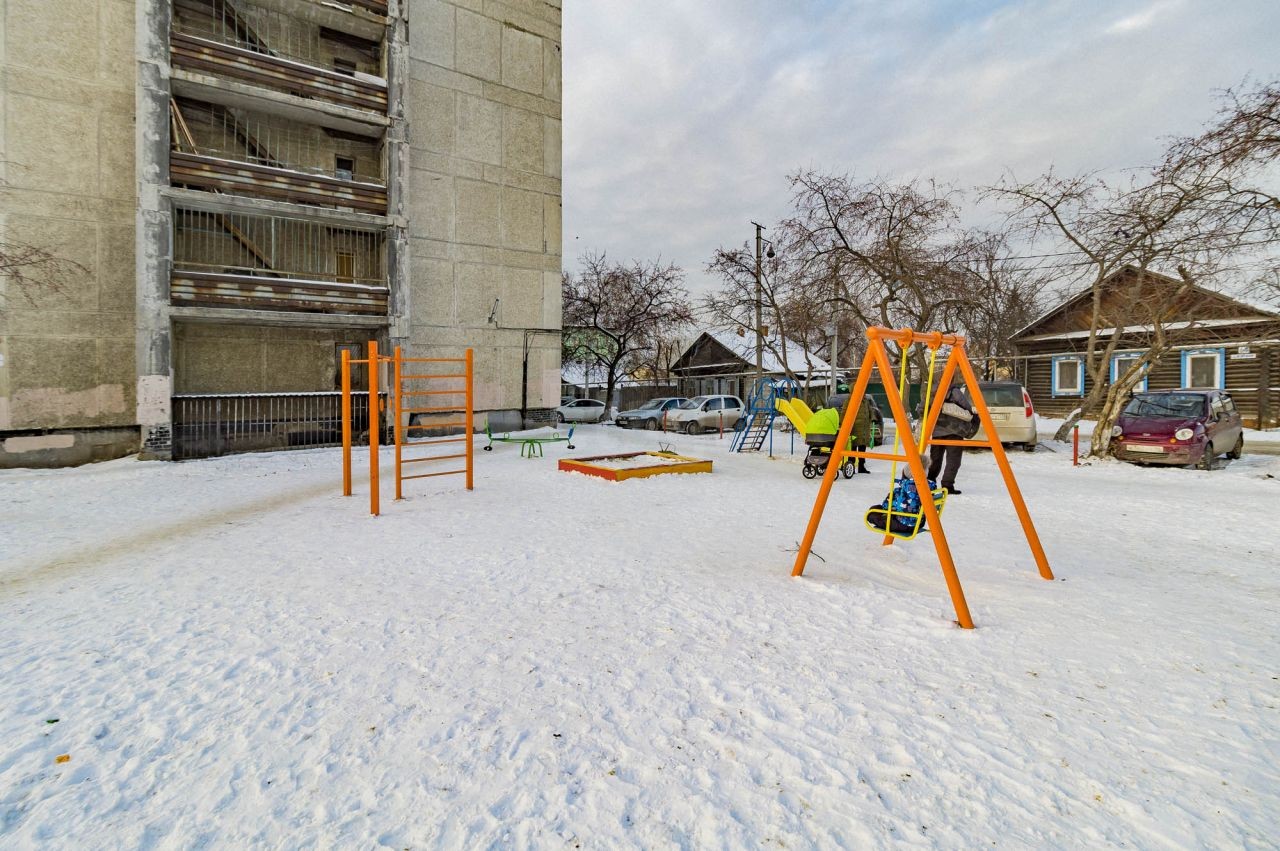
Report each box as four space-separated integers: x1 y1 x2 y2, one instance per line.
560 395 577 407
615 397 688 430
555 398 607 424
972 381 1039 451
664 395 744 435
1111 389 1244 469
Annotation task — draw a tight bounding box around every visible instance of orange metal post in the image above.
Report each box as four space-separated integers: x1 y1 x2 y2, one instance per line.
954 351 1054 580
465 348 474 490
394 345 404 500
341 348 352 497
869 341 975 629
791 342 880 578
369 339 380 516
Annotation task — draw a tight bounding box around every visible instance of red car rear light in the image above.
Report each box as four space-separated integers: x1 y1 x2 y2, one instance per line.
1022 389 1034 418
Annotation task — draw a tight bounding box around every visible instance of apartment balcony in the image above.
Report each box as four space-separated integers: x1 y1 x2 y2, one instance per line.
171 0 387 127
172 208 388 317
169 99 387 213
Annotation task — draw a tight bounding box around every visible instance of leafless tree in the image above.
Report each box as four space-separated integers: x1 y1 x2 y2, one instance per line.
562 253 694 415
1 241 86 306
702 244 831 390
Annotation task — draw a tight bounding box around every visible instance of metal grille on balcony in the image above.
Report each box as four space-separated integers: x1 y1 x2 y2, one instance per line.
172 208 388 315
172 391 388 460
171 0 388 115
174 0 382 73
170 99 388 212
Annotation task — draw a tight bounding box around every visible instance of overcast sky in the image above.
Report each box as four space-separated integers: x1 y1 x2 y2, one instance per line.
562 0 1280 294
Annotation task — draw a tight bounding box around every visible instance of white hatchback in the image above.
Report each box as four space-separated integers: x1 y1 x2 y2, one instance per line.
555 398 607 423
972 382 1038 451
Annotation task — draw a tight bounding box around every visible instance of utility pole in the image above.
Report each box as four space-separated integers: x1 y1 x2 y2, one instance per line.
752 221 764 381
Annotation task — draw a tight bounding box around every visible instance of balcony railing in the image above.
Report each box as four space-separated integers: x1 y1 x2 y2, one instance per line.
171 31 388 114
172 208 387 315
171 271 389 315
171 152 388 213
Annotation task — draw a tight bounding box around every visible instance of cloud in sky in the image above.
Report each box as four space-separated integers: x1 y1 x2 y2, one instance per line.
562 0 1280 292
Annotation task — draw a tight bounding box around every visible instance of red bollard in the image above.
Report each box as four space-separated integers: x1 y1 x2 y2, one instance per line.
1072 424 1079 467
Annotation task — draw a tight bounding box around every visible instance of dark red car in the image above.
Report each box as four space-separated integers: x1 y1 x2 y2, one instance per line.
1111 389 1244 469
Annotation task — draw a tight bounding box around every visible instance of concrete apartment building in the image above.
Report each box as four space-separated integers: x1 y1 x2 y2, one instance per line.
0 0 562 466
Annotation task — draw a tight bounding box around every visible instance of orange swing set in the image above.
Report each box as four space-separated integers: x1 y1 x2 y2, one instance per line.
791 326 1054 629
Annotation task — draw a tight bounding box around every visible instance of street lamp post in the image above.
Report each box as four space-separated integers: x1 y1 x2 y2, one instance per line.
753 222 764 382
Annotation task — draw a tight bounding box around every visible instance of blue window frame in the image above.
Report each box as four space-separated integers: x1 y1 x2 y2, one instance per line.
1110 353 1149 392
1180 348 1225 389
1051 355 1084 397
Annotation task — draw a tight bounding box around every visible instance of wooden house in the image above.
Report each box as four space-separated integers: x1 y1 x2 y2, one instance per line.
1010 267 1280 427
671 330 831 400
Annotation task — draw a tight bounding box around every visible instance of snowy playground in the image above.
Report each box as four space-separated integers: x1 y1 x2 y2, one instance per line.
1 424 1278 847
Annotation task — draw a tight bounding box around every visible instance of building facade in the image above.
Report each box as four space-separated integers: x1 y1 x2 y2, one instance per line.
0 0 562 466
1011 268 1280 428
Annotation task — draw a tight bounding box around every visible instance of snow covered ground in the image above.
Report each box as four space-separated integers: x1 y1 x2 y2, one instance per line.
1 426 1277 848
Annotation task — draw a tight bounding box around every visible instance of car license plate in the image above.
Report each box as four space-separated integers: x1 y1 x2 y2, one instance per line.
988 412 1009 421
1126 443 1164 454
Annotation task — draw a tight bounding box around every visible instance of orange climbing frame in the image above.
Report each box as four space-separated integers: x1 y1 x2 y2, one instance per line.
341 340 474 516
791 327 1054 629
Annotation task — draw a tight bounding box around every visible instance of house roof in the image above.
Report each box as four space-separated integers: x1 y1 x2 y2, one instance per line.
1011 265 1280 341
675 329 830 375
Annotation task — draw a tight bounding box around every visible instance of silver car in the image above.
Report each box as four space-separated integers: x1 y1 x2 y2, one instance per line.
972 381 1038 451
664 395 744 435
615 397 688 430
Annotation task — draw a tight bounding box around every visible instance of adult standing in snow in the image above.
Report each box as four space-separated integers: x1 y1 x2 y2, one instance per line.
925 384 977 494
826 383 875 473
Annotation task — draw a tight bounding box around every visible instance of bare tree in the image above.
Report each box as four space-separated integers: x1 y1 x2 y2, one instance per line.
702 244 830 390
562 253 694 416
1 241 86 306
781 174 997 378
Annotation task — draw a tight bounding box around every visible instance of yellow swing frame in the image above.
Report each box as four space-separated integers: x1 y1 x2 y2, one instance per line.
791 327 1055 629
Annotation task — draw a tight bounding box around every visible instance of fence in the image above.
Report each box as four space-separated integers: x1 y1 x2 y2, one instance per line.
172 391 387 460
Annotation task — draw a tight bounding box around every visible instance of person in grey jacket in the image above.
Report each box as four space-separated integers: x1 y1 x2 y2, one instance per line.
925 385 976 494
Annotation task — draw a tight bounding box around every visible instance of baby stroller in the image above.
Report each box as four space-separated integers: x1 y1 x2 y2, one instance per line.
801 432 857 480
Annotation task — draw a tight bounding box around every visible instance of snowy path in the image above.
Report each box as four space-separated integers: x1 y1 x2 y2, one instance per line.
1 427 1277 848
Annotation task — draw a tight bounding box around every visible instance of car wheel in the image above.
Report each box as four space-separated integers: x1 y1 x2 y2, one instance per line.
1197 447 1214 471
645 418 659 431
553 412 564 424
1228 434 1244 460
687 421 702 436
1022 442 1037 453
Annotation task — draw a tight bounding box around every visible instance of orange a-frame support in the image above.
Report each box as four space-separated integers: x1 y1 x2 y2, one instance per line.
791 327 1054 629
341 340 474 516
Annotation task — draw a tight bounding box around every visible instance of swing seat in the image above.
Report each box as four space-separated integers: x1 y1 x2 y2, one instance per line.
864 488 948 541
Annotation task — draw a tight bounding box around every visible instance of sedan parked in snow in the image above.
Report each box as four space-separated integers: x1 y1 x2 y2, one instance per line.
972 381 1038 451
1111 389 1244 469
615 397 688 430
664 395 744 435
555 398 607 424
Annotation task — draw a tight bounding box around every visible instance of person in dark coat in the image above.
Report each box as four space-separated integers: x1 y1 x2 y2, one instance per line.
926 385 976 494
825 383 876 473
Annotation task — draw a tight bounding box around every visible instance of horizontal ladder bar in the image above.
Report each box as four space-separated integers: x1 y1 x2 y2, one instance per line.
402 470 466 481
401 453 467 464
402 436 469 447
